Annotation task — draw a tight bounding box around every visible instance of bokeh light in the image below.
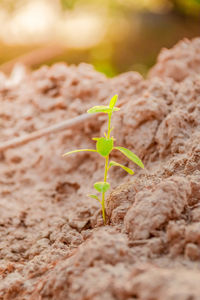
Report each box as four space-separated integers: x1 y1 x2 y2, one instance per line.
0 0 199 76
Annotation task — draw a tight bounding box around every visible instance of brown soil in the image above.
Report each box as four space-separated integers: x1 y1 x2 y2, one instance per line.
0 38 200 300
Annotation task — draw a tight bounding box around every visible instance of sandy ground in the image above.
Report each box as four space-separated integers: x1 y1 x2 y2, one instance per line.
0 37 200 300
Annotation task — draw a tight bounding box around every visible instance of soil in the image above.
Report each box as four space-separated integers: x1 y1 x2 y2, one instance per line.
0 37 200 300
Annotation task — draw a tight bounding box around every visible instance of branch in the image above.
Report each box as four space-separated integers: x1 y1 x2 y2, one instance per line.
0 46 64 74
0 113 100 152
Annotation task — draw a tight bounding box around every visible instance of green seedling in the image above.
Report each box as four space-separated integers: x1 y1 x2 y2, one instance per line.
63 95 144 224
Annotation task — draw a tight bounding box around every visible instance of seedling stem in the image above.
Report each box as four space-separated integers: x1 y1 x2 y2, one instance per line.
63 95 144 224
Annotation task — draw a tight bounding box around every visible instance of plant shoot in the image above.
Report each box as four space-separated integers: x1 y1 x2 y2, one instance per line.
63 95 144 224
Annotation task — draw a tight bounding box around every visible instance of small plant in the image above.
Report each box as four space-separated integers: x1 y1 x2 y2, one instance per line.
63 95 144 224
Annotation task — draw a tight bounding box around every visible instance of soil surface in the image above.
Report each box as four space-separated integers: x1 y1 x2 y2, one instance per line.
0 38 200 300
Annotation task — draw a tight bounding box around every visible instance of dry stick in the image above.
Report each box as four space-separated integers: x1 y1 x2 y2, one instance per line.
0 113 100 152
0 101 125 152
0 45 64 74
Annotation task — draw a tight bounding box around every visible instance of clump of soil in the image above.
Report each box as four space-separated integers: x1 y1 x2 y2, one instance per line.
0 38 200 300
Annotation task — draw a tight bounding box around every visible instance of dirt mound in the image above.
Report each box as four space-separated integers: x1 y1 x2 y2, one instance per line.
0 38 200 300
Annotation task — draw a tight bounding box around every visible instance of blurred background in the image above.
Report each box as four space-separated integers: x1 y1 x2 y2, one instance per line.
0 0 199 77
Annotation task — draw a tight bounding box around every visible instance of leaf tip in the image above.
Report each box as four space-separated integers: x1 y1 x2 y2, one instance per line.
109 94 118 109
87 108 92 114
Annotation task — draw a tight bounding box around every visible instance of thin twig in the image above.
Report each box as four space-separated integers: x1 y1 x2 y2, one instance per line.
0 113 100 152
0 46 64 74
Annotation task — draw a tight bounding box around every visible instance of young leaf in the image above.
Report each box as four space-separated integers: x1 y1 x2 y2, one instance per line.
88 194 101 203
114 146 144 169
109 94 118 109
109 160 134 175
96 137 113 157
63 149 97 157
87 105 119 114
94 182 110 193
110 127 114 134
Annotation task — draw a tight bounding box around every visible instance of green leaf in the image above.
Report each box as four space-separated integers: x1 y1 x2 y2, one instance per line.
88 194 101 203
63 149 97 157
111 107 119 112
109 160 134 175
96 137 113 157
87 105 119 114
94 182 110 193
87 105 111 114
114 146 144 169
109 94 118 109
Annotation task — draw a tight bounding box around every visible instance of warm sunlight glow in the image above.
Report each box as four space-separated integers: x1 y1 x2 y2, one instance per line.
0 0 57 44
118 0 172 12
0 0 106 48
59 12 106 48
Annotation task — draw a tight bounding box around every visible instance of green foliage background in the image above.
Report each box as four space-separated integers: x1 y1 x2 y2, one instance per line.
0 0 199 77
